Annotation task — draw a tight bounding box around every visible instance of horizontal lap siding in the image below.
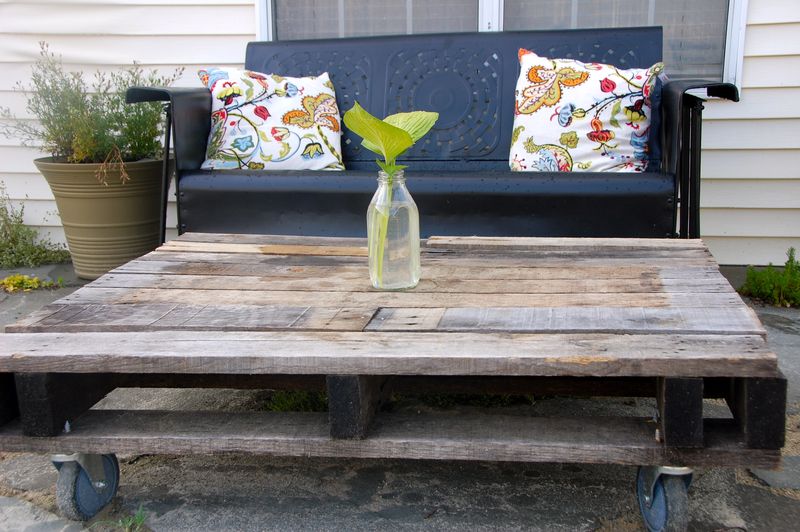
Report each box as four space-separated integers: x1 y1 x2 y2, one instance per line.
699 0 800 265
0 0 255 246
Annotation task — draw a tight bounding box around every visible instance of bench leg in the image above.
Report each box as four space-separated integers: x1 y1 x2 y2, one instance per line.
0 374 19 426
327 375 390 439
727 374 786 449
15 373 117 437
657 377 704 448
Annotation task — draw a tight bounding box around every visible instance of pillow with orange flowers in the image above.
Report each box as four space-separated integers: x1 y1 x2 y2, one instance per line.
198 67 344 171
509 49 663 172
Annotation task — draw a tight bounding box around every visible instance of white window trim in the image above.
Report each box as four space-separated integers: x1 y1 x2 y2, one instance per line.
723 0 748 89
256 0 747 88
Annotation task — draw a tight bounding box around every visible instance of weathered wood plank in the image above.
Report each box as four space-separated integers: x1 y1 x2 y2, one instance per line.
365 306 764 336
657 378 704 448
136 249 717 268
0 410 780 469
727 374 787 449
160 241 368 257
114 258 726 281
6 304 377 333
426 236 709 251
2 305 70 333
90 272 738 295
174 233 366 247
0 331 779 377
327 376 390 439
56 286 746 309
0 374 18 426
14 373 116 437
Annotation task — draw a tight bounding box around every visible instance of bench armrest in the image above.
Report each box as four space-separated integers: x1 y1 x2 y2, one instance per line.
126 86 211 171
660 80 739 238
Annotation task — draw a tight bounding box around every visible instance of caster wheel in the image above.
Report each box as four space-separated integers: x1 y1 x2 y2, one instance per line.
636 467 689 532
55 454 120 521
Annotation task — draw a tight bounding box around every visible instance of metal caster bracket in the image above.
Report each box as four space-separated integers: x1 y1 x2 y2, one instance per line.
640 466 693 506
51 453 109 494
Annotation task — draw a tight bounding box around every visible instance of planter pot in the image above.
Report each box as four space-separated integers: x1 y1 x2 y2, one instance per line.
34 157 163 280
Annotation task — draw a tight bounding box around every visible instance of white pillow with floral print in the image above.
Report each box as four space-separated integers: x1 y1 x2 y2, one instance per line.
198 68 344 171
510 49 663 173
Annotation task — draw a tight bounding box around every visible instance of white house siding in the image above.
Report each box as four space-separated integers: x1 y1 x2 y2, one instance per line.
0 0 256 244
700 0 800 265
1 0 798 265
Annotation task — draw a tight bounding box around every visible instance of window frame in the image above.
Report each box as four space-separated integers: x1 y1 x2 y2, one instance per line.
255 0 748 88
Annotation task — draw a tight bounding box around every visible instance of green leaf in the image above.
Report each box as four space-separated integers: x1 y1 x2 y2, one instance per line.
383 111 438 142
609 117 620 128
343 102 413 164
258 130 269 142
611 100 621 118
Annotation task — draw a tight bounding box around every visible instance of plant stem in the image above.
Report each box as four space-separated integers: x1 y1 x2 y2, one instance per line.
375 172 393 287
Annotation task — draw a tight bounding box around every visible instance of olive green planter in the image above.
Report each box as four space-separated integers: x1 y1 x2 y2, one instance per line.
34 157 162 280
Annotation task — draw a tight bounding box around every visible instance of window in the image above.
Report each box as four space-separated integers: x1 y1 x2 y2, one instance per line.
257 0 746 85
267 1 479 41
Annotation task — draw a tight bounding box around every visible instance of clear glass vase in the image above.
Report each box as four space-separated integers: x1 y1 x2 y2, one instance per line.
367 170 420 290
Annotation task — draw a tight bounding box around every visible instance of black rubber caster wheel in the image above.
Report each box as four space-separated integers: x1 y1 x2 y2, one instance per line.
636 466 690 532
55 454 120 521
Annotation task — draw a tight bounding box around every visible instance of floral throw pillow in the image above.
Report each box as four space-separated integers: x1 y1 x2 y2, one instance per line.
510 49 663 172
198 68 344 171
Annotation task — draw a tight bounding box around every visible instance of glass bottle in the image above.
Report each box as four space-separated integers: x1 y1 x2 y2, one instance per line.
367 170 420 289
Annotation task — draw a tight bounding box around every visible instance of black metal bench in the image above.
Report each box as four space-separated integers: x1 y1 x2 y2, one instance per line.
127 27 737 241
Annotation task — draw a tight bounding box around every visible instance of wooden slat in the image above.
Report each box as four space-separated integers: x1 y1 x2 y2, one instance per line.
6 304 375 333
0 331 779 377
426 236 710 251
174 233 366 247
89 272 737 295
657 378 704 448
14 373 115 437
160 240 368 257
327 376 389 439
115 258 726 281
369 306 764 336
137 249 718 268
0 410 780 469
54 286 745 308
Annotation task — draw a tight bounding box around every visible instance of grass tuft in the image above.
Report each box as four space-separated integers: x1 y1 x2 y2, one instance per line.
0 185 70 268
740 247 800 308
262 390 328 412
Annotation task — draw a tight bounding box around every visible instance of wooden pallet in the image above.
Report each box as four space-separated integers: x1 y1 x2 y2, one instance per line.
0 234 786 466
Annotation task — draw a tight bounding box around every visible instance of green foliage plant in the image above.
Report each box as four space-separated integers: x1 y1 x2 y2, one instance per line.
89 504 148 532
0 42 183 184
342 103 438 284
0 185 70 268
1 274 63 293
739 247 800 308
262 390 328 412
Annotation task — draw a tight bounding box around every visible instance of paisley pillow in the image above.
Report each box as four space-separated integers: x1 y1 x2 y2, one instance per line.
510 49 663 173
198 67 344 171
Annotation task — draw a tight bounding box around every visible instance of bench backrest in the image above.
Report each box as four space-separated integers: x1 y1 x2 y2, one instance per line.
245 27 663 171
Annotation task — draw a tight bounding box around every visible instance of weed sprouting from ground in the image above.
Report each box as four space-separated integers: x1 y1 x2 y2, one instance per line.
740 247 800 308
262 390 328 412
0 185 70 268
1 273 62 292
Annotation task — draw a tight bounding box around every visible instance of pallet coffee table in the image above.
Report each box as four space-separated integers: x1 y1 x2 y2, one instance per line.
0 233 786 529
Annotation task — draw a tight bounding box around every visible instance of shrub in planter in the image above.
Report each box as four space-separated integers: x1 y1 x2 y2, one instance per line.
1 42 182 279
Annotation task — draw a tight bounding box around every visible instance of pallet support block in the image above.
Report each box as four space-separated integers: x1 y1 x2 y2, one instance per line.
0 374 19 426
15 373 117 437
327 375 390 439
657 377 704 448
727 374 787 449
